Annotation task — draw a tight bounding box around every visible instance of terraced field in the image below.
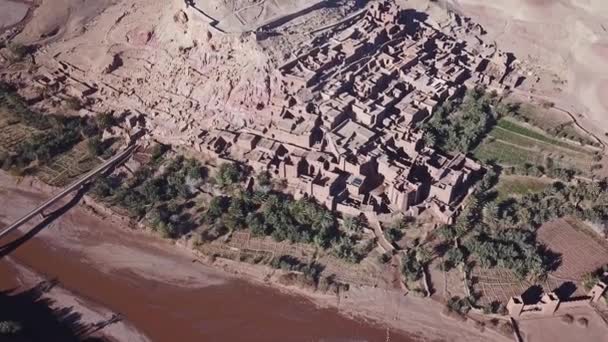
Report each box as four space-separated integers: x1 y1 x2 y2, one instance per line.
474 118 598 172
35 140 101 187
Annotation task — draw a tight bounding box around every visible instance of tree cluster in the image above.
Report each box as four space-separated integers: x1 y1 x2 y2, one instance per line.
422 87 497 153
401 245 432 283
214 162 245 189
0 86 114 172
202 190 342 249
502 158 579 182
437 168 558 279
93 155 206 238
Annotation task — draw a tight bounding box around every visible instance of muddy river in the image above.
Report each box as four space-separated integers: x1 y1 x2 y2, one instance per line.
0 186 414 341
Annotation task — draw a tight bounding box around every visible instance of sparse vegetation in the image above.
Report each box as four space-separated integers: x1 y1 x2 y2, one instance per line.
96 112 116 130
7 43 29 62
576 317 589 328
65 96 83 110
561 314 574 324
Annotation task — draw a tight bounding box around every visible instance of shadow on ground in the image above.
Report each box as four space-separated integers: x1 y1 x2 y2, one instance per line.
0 279 120 342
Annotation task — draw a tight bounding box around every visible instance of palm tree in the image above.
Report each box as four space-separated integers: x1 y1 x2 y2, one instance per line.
342 215 361 235
315 210 334 231
415 245 433 265
483 202 499 228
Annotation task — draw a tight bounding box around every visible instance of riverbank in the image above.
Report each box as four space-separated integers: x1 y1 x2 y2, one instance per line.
0 257 150 342
0 171 509 341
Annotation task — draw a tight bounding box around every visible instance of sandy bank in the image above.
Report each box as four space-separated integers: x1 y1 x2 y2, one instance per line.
0 0 29 29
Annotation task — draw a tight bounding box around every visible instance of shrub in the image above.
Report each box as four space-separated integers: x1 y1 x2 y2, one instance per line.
150 143 168 162
446 296 473 315
576 317 589 328
96 112 116 129
561 314 574 324
499 322 514 336
65 96 82 110
384 227 403 243
87 136 104 156
214 162 242 188
378 252 391 264
7 43 28 61
474 320 486 332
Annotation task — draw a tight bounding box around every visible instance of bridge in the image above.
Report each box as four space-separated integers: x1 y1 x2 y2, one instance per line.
0 144 137 240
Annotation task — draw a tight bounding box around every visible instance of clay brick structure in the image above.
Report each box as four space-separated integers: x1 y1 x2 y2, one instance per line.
189 1 505 223
507 281 608 318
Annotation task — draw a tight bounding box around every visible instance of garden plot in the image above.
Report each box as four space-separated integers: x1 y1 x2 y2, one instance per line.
317 249 385 287
471 267 571 305
474 139 545 166
202 230 386 287
494 175 553 201
429 259 468 300
537 218 608 281
36 140 100 187
469 217 608 305
230 231 316 258
0 122 36 152
474 118 596 171
471 267 529 306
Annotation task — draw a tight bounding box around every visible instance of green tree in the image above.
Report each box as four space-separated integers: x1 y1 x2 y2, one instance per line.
331 237 360 263
314 209 335 231
205 196 229 222
87 136 104 156
215 162 242 188
442 247 465 271
96 112 116 129
256 170 272 193
342 215 362 235
7 43 28 62
384 227 403 243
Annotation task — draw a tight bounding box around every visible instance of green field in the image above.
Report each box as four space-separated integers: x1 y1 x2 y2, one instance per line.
494 175 553 201
473 139 544 166
474 118 595 171
496 119 592 154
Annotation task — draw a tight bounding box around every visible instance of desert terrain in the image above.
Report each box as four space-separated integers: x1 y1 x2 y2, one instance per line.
0 0 29 30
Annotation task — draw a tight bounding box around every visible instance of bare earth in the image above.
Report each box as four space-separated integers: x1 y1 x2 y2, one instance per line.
0 172 510 342
518 306 608 342
0 0 29 29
